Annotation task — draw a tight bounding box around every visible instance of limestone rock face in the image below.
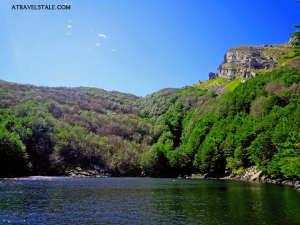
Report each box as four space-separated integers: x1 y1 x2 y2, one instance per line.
289 34 300 47
217 46 277 80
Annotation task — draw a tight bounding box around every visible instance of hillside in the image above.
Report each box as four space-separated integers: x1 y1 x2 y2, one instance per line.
0 80 140 114
0 33 299 181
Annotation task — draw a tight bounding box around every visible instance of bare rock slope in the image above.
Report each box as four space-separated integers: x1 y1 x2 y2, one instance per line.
212 44 292 80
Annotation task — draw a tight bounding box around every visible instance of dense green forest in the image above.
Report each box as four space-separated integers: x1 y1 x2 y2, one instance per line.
1 34 300 179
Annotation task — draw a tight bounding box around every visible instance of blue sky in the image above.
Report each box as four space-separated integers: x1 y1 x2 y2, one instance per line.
0 0 299 96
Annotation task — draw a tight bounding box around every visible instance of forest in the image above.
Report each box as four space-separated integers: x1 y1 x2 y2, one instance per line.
0 32 299 179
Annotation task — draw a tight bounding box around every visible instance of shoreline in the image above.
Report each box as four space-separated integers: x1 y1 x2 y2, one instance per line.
1 167 299 191
1 175 300 192
219 176 300 191
190 166 300 191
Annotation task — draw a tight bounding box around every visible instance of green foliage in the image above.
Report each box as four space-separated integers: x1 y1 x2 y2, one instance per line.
0 111 30 177
175 112 219 174
54 126 101 167
146 67 300 178
163 102 185 147
140 144 171 177
194 120 227 176
221 114 255 173
224 78 242 92
267 131 300 178
291 32 300 57
248 132 276 169
0 63 299 179
220 68 300 116
138 88 179 118
250 96 268 117
195 77 228 89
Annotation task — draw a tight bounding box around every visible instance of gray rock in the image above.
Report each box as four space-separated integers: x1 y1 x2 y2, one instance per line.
215 46 277 80
275 179 282 184
250 170 262 181
208 72 217 80
289 35 300 47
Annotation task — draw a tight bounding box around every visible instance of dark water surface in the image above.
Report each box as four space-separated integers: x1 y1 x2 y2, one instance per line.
0 177 299 225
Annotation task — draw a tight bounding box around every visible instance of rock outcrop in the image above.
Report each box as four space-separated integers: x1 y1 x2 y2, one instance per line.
223 166 300 191
217 46 276 80
190 166 300 191
65 166 111 177
209 43 293 80
289 32 300 47
208 72 217 80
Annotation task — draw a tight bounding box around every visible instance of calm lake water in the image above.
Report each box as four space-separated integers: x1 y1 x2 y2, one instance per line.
0 177 299 225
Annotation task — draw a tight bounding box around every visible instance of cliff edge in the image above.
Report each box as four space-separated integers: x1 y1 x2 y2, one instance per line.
209 43 293 80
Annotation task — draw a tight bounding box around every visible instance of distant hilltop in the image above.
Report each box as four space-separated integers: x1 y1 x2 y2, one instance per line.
208 36 295 81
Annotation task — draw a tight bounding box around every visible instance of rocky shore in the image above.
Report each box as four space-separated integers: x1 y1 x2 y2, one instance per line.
221 167 300 191
65 167 111 178
190 166 300 191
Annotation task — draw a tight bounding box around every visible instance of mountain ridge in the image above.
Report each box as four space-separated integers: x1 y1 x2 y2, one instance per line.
0 33 299 182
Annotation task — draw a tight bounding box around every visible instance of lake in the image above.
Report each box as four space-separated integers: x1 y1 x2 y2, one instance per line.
0 177 299 225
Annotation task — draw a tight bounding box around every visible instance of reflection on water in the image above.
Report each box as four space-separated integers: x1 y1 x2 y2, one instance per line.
0 177 299 225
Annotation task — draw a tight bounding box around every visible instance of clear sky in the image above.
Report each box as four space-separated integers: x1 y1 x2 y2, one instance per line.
0 0 299 96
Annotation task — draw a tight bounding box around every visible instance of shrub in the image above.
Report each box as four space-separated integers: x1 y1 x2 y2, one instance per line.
265 80 286 96
250 96 268 117
248 132 277 169
0 126 30 177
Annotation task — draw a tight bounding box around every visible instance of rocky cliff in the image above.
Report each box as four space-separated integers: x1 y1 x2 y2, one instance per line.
218 46 276 79
210 44 293 80
289 32 300 47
